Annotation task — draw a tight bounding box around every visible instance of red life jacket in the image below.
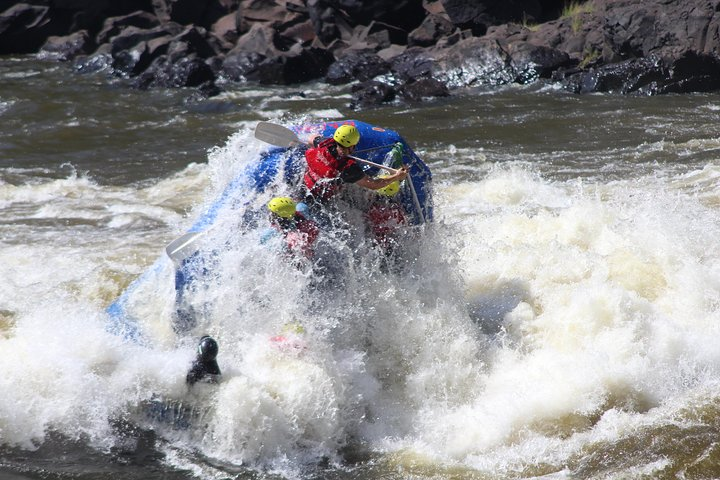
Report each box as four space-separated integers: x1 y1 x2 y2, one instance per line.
303 138 355 201
366 202 406 249
272 213 319 259
285 215 319 258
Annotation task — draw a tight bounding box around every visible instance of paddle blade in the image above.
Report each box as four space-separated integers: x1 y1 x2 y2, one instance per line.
254 121 301 147
166 231 204 263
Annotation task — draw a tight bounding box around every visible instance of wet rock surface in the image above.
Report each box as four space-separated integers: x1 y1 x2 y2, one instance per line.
2 0 720 106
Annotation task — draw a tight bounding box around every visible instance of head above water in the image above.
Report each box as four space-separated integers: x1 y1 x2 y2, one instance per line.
197 335 218 362
267 197 297 219
333 124 360 148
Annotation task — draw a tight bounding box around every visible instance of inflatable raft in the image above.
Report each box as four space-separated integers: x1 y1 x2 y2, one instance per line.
107 120 433 341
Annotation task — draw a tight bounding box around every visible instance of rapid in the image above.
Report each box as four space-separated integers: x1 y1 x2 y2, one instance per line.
2 57 720 479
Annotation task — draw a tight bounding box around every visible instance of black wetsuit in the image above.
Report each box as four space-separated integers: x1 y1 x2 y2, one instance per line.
186 358 220 385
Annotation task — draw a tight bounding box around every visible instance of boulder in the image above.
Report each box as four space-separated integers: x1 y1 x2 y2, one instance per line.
390 46 435 82
74 49 113 73
112 40 158 76
325 49 390 84
233 22 280 57
248 47 334 84
306 0 343 45
211 11 240 44
398 77 449 101
0 4 63 54
152 0 206 26
109 24 181 56
171 25 221 58
132 54 217 90
350 80 396 109
562 50 720 94
507 42 573 82
598 0 720 60
408 13 455 47
220 50 265 81
431 36 516 87
39 29 93 60
96 11 160 46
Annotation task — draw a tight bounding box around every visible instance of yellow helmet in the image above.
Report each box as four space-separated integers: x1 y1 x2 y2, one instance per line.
376 175 401 196
267 197 296 218
333 124 360 148
281 322 306 334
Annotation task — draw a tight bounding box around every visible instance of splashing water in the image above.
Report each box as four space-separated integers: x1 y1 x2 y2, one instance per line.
3 62 720 478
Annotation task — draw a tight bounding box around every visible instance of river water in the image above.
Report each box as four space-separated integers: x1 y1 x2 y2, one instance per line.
2 56 720 479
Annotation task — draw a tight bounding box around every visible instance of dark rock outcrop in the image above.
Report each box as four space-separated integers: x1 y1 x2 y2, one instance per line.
325 49 390 85
2 0 720 103
39 29 93 60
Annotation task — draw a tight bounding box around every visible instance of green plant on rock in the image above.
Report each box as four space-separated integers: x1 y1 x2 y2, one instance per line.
579 48 601 69
520 12 540 31
562 1 595 33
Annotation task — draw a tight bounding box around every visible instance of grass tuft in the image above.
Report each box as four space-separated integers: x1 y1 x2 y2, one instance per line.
562 1 595 33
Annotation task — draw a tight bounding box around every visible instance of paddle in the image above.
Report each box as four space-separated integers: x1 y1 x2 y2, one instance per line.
254 121 425 223
166 230 204 263
254 121 302 148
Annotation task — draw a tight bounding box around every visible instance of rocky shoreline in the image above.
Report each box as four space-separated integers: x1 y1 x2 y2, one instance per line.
2 0 720 108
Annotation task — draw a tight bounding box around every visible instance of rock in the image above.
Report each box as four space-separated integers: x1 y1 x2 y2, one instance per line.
306 0 342 45
171 25 221 58
562 50 720 95
39 29 93 60
109 24 181 56
232 22 279 57
132 54 217 89
507 42 573 82
398 77 449 101
0 3 63 54
112 40 157 76
432 36 516 88
408 13 455 47
211 11 239 44
278 18 315 45
152 0 206 26
325 49 390 85
350 80 396 109
377 43 406 61
440 0 548 35
74 49 113 73
96 11 160 46
342 21 394 52
248 47 334 84
390 46 435 82
220 50 265 81
166 55 217 87
600 0 720 60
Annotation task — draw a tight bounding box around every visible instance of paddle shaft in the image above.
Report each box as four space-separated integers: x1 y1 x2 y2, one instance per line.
348 155 399 173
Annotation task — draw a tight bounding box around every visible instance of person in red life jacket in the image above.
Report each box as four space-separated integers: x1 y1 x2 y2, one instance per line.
365 176 407 254
269 322 307 354
302 124 409 207
265 196 319 259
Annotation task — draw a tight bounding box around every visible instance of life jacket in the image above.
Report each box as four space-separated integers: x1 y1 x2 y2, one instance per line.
272 213 319 259
366 201 406 249
303 138 354 201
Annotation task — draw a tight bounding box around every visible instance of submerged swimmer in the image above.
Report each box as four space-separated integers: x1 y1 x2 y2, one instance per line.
186 335 221 385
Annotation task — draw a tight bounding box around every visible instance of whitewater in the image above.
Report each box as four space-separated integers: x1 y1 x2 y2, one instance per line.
2 57 720 479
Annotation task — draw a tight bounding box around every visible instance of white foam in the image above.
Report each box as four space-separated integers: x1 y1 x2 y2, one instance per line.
2 124 720 477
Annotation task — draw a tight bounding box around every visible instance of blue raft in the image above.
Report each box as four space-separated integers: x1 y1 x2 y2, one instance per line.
107 120 433 341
